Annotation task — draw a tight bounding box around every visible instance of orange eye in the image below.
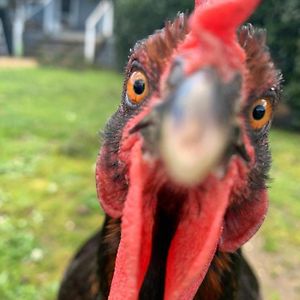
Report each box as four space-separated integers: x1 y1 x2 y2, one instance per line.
126 71 148 104
249 98 273 130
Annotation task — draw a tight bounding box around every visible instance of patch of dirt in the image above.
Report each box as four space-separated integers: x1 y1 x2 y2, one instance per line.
0 57 38 68
244 233 300 300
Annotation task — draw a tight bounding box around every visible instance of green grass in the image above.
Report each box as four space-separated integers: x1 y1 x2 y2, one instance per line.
0 67 299 299
263 130 300 252
0 67 121 299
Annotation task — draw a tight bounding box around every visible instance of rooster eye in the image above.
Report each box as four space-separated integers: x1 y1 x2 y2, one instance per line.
249 98 273 130
126 71 149 104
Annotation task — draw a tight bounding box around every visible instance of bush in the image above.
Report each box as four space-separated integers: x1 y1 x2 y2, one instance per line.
251 0 300 128
114 0 193 68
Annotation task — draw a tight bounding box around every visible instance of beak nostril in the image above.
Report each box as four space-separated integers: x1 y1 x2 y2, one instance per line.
235 143 251 162
129 119 154 135
229 125 250 163
167 60 185 89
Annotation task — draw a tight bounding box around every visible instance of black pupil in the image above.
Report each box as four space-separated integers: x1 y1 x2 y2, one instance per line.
133 79 145 95
252 105 266 120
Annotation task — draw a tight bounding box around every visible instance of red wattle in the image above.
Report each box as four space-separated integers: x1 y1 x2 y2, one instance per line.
164 166 239 299
108 141 244 300
220 189 268 252
108 142 156 300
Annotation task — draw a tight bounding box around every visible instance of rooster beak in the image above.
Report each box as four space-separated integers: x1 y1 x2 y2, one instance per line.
135 68 242 186
160 69 242 185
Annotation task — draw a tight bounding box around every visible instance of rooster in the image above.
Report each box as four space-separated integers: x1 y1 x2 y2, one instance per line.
58 0 282 299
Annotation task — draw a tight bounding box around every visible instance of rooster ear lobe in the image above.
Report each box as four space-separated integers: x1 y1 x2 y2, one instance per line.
193 0 261 37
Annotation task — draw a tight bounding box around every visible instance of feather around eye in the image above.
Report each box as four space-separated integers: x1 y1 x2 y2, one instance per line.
249 98 273 130
126 71 149 105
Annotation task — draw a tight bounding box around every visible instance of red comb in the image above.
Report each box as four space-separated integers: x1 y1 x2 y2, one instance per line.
182 0 261 78
194 0 260 36
195 0 207 7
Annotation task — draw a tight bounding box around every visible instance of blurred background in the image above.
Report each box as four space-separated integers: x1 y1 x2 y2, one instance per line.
0 0 299 299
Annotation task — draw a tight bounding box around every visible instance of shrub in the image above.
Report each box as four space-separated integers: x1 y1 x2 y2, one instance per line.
251 0 300 128
114 0 193 68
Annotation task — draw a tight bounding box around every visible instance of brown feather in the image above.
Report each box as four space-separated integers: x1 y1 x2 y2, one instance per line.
239 24 282 96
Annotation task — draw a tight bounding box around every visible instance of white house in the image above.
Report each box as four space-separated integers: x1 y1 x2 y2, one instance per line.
0 0 114 65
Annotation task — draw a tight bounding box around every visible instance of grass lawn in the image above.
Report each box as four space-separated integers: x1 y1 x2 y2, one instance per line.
0 67 299 299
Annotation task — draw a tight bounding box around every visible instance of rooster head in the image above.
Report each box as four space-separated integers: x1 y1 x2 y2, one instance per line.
96 0 282 299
